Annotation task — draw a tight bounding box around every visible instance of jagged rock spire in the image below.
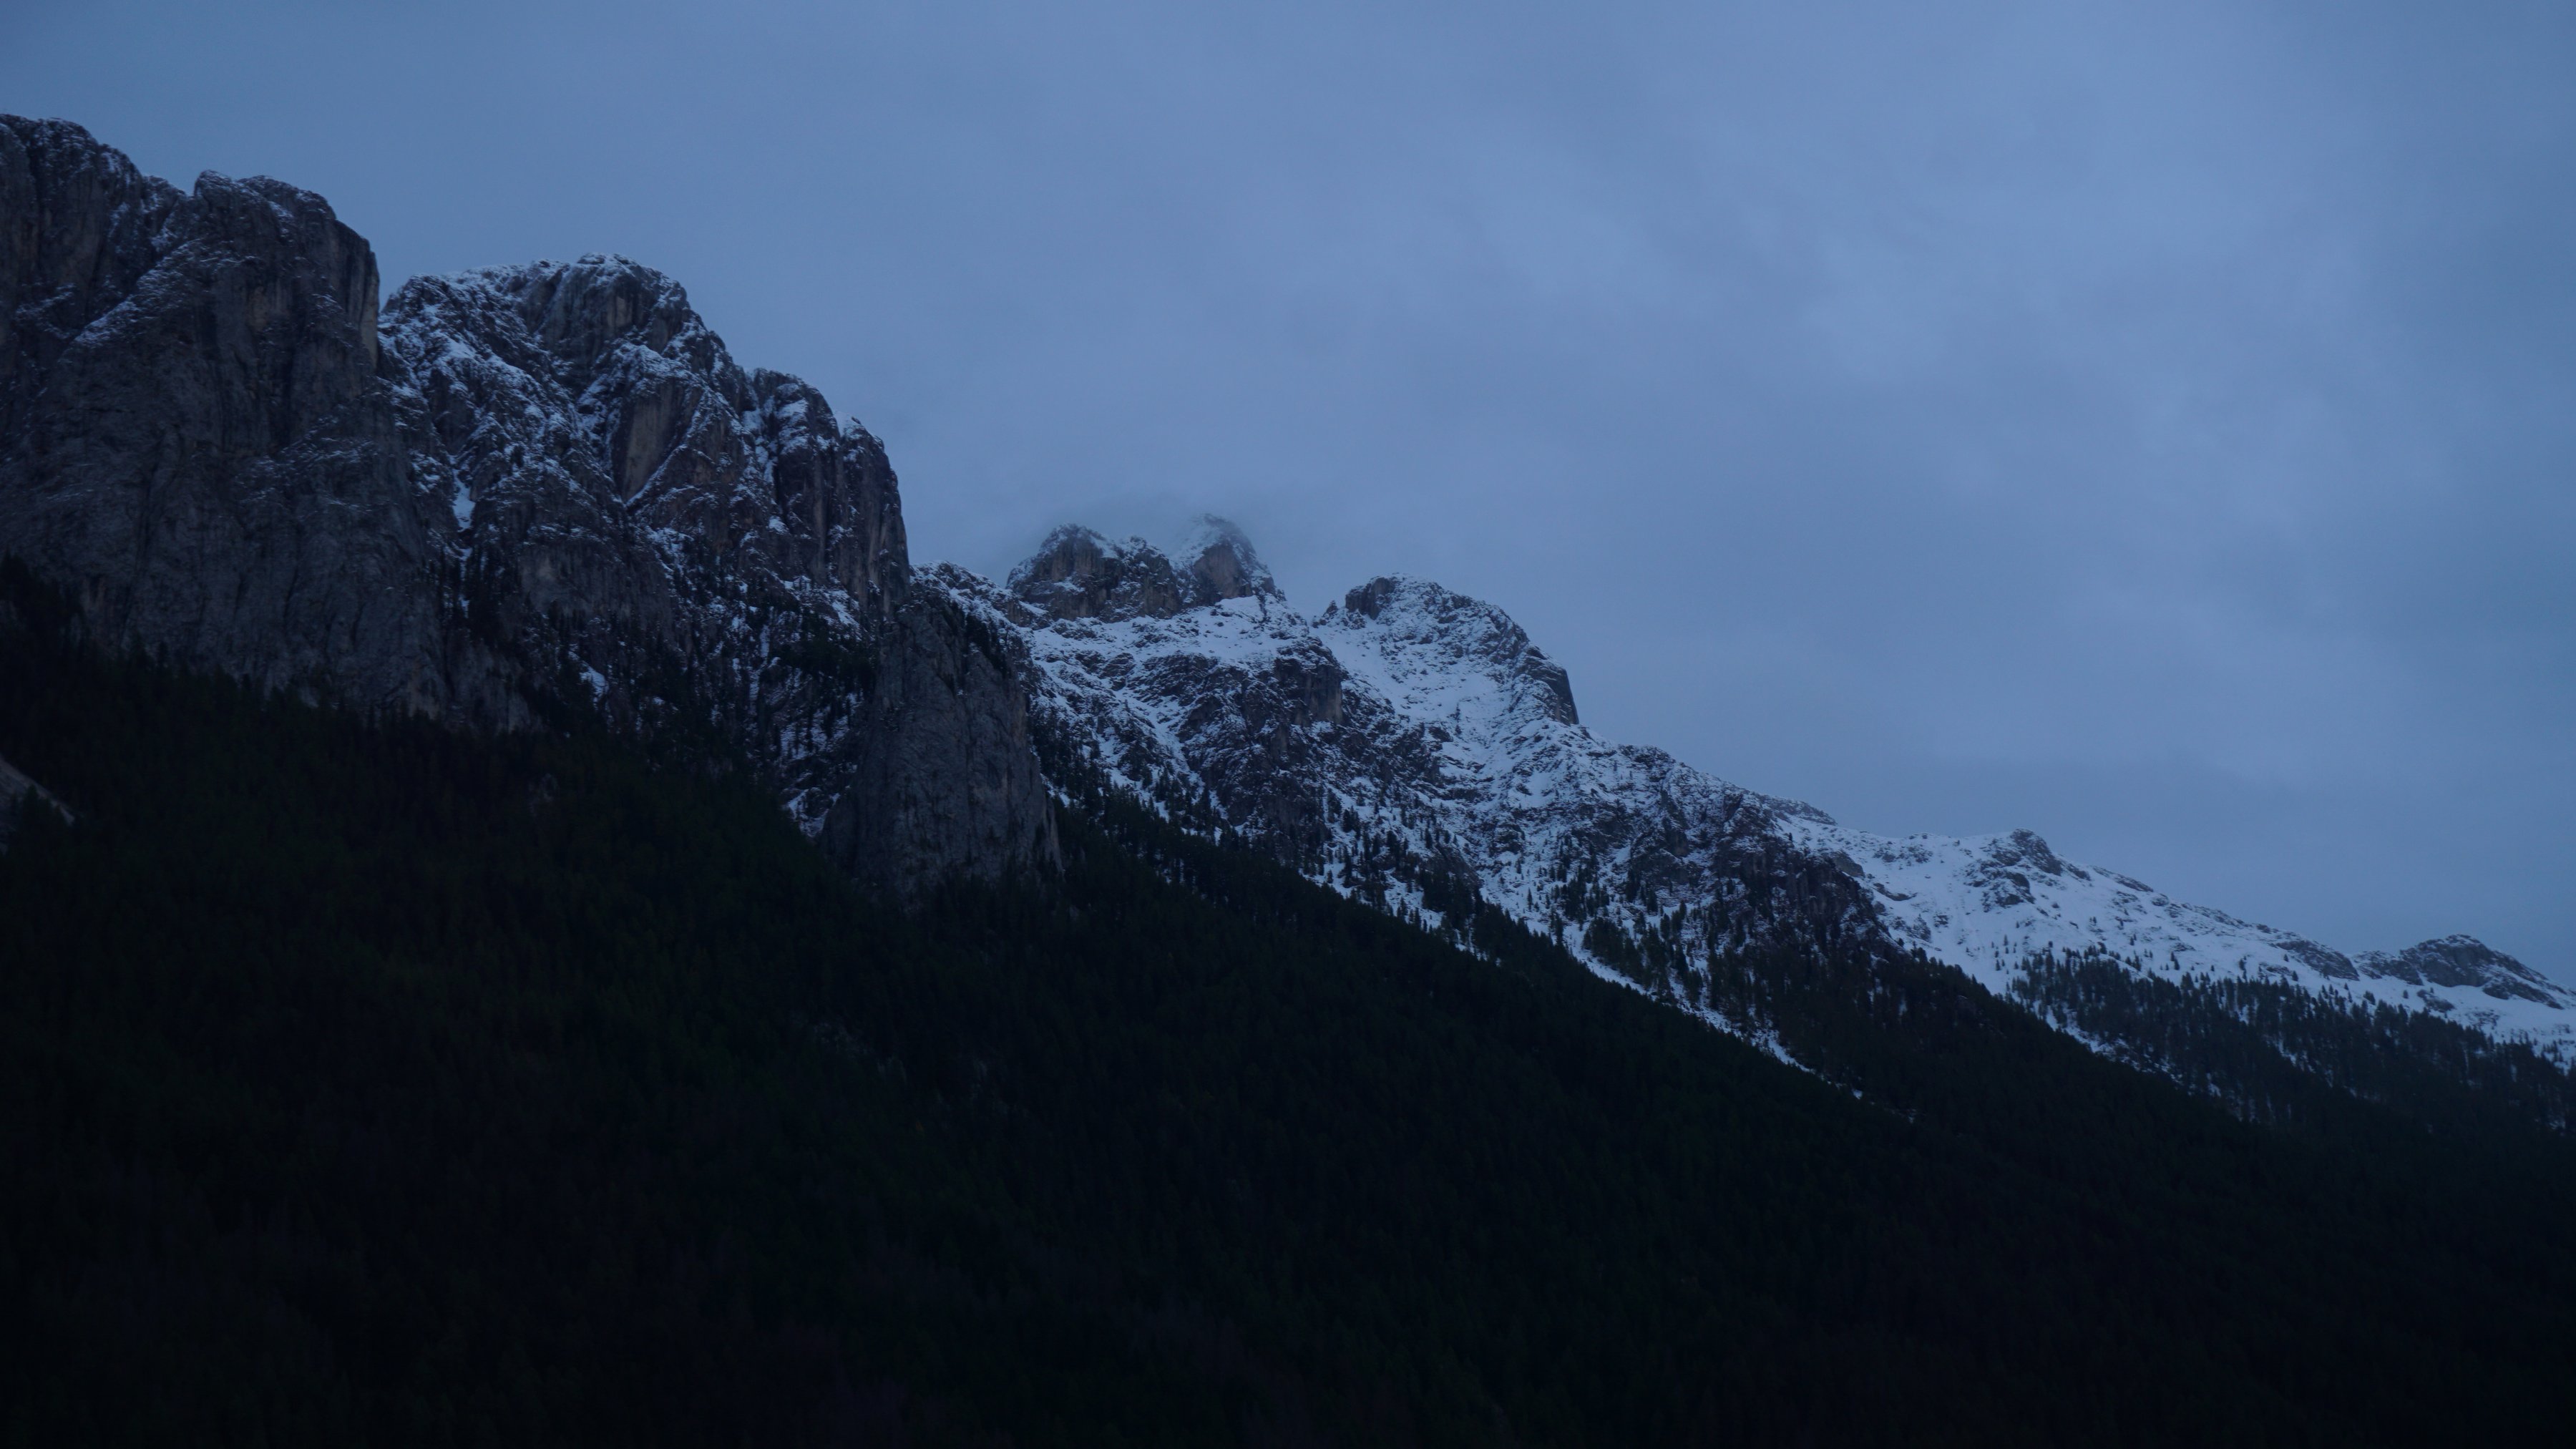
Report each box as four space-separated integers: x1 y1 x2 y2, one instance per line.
1008 514 1279 622
1171 514 1278 603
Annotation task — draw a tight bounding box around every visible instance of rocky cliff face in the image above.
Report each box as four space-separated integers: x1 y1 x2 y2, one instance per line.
0 116 446 715
0 117 1051 892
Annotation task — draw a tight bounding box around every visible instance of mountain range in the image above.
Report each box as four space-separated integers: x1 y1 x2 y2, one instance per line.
937 521 2576 1063
0 116 1050 895
3 111 2565 1099
11 112 2576 1445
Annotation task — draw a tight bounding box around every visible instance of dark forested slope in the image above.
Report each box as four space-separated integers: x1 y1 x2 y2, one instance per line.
3 567 2572 1447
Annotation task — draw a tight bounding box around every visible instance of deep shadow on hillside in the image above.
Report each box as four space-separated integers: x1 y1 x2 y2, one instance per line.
1 563 2571 1447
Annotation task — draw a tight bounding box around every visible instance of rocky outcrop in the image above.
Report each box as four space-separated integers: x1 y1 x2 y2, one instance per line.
1008 517 1280 623
384 253 1055 882
0 117 1052 892
2356 936 2562 1005
822 565 1058 894
0 116 448 716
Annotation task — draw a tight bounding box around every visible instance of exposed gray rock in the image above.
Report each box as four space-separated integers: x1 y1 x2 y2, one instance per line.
1170 514 1277 605
2356 935 2560 1005
2276 937 2361 982
1006 515 1281 624
1962 830 2089 908
0 115 448 716
823 565 1060 894
1009 525 1192 622
0 117 1052 892
383 253 1055 884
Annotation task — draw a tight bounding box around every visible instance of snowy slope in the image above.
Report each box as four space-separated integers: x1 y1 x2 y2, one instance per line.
934 518 2576 1061
940 535 1875 968
1778 820 2576 1050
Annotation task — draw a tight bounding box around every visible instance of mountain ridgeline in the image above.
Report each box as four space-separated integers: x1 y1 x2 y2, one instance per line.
4 116 2576 1442
940 519 2576 1103
5 113 2569 1121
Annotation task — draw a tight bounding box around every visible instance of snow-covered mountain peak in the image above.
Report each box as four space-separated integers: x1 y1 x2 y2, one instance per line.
934 537 2576 1063
1171 514 1279 605
435 254 728 399
1781 810 2576 1049
1322 576 1580 728
940 553 1876 987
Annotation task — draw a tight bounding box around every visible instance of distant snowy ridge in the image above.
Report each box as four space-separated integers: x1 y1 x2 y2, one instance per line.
930 517 2576 1063
1780 821 2574 1050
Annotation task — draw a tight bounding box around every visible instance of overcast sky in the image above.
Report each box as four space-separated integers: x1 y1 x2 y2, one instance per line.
9 0 2571 974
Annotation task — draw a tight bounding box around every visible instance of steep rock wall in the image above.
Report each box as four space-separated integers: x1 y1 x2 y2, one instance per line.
0 117 1052 891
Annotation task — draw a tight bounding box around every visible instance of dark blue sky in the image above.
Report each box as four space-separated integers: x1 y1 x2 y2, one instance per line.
9 0 2571 975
